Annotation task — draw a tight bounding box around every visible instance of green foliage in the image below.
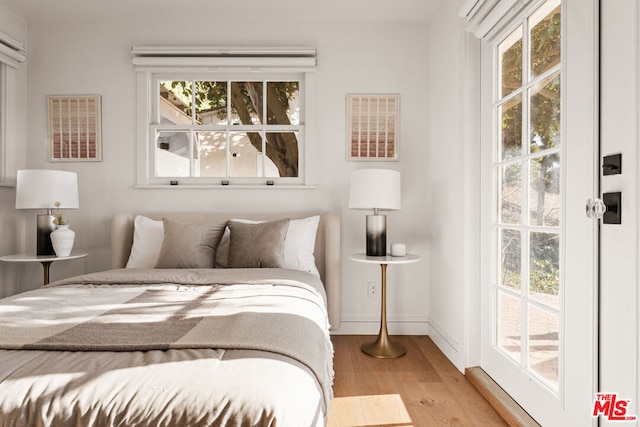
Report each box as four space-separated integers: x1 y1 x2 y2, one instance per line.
530 258 559 295
500 230 559 296
503 270 521 290
531 9 561 76
501 229 521 289
501 98 522 160
499 5 562 227
500 6 561 159
502 256 559 295
530 75 561 154
501 37 522 97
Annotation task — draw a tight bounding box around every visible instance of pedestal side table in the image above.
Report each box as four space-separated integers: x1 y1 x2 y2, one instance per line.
349 252 421 358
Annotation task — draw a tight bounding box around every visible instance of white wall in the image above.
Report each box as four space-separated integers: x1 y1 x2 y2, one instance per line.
11 17 430 333
425 0 471 370
0 4 26 43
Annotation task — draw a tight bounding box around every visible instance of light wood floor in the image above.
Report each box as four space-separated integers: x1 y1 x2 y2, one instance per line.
327 335 508 427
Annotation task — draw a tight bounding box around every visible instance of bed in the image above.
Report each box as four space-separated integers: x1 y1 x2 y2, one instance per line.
0 212 340 426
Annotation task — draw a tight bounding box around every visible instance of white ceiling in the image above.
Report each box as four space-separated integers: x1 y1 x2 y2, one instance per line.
0 0 445 23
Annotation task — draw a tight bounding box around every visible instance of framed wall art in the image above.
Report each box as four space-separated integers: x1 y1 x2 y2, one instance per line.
48 95 102 161
346 94 399 161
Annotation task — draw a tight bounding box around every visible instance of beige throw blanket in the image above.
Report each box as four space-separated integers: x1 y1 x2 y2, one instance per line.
0 268 333 408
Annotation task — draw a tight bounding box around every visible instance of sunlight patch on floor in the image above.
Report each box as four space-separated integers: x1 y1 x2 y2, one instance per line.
328 394 413 427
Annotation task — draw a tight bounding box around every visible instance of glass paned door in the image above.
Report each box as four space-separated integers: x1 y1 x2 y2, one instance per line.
480 0 598 424
494 0 562 391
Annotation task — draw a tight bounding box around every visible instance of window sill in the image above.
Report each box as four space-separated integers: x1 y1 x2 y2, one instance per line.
134 184 317 190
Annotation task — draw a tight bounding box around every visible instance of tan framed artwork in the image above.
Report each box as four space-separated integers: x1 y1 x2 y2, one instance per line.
346 94 399 161
48 95 102 161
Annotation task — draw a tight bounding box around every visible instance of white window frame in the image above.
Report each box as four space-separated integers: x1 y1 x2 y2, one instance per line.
0 32 27 186
132 47 317 188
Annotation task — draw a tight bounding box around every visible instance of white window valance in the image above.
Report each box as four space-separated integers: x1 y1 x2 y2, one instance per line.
131 46 317 73
0 31 26 68
459 0 536 40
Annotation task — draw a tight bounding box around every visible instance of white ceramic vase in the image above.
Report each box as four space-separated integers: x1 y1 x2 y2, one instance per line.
51 224 75 257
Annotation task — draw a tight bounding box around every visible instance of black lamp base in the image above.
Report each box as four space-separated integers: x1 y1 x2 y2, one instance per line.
366 214 387 256
37 214 56 256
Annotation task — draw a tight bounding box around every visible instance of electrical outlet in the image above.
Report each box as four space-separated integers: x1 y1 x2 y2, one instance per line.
367 282 379 298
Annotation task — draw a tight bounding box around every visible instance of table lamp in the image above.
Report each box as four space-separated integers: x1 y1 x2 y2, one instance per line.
349 169 401 256
15 169 79 256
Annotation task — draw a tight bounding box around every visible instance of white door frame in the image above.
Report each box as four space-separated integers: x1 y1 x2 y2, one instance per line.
598 0 639 424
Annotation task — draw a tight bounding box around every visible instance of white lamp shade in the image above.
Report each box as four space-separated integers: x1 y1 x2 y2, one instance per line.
349 169 401 211
15 169 79 210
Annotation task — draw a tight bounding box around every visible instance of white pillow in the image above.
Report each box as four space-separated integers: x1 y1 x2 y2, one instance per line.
125 215 164 268
216 215 320 277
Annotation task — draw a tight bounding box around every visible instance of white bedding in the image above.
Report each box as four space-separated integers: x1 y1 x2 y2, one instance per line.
0 268 333 427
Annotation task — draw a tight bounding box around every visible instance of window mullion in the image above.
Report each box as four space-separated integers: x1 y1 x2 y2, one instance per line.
262 80 267 177
226 81 231 178
188 81 196 178
190 81 196 123
190 130 196 178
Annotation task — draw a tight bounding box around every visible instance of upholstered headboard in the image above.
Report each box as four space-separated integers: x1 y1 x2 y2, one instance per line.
111 212 341 330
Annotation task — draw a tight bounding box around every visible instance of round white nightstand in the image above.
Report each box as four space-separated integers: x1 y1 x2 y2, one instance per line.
0 252 88 286
349 252 421 358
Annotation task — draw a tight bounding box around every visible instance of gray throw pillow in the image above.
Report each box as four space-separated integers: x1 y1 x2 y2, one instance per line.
154 218 225 268
227 219 290 268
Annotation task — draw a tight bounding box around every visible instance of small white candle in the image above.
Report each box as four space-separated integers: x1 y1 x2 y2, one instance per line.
390 243 406 257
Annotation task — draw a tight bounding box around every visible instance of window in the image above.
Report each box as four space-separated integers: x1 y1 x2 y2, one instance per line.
133 48 316 187
155 79 301 180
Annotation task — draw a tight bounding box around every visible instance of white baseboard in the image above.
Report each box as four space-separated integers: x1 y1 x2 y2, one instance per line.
426 317 464 372
331 315 429 335
330 315 465 373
